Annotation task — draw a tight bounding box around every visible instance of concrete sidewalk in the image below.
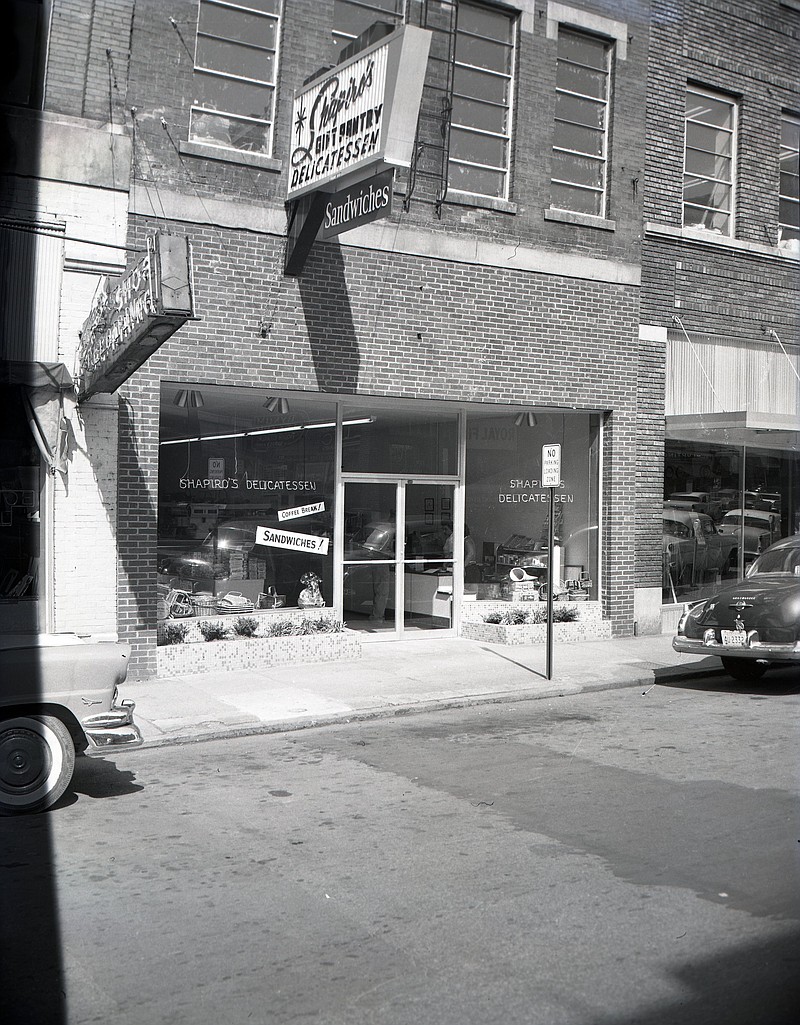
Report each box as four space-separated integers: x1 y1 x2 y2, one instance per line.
125 632 724 748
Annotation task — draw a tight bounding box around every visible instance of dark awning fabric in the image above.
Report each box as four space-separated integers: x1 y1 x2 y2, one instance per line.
0 361 76 474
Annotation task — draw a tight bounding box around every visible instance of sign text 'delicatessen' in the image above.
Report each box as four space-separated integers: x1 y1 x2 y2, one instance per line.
288 25 431 201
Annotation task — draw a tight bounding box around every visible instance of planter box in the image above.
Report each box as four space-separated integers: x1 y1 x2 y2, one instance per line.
156 629 361 677
462 619 612 646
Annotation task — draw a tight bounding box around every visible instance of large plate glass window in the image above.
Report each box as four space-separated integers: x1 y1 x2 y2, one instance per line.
683 85 737 235
550 29 611 217
190 0 282 156
779 112 799 251
342 405 458 475
449 1 516 200
663 436 799 606
157 385 335 627
464 410 600 603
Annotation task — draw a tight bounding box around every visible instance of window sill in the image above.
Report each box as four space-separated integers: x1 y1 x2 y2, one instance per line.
444 191 518 214
645 221 800 260
179 139 283 172
544 208 616 231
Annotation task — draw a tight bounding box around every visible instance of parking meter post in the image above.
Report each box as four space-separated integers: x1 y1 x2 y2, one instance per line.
546 485 554 681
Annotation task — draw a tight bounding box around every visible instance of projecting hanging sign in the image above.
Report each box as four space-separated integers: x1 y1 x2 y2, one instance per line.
77 233 195 401
288 24 431 201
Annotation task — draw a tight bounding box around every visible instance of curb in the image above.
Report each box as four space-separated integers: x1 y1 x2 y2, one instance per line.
126 660 724 751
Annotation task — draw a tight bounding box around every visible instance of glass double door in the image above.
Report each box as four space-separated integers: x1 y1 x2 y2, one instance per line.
342 479 456 636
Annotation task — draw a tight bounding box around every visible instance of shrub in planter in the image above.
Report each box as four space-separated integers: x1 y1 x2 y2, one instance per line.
262 616 345 637
232 616 259 638
160 622 189 645
199 620 229 641
482 605 579 626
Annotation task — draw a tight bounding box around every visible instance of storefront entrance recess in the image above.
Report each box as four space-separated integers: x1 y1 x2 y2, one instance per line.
342 479 456 636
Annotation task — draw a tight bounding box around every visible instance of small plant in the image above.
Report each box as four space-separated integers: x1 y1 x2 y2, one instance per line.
160 622 189 645
232 616 259 638
199 620 229 641
262 616 345 637
553 606 579 623
483 609 531 625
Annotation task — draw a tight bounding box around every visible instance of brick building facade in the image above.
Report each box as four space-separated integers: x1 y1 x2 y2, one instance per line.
1 0 797 679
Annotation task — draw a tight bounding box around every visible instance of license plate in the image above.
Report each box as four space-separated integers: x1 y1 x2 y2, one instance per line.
721 630 747 647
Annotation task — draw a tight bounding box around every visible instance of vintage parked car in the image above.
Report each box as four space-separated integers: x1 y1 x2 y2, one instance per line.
673 534 800 681
716 508 781 562
662 506 738 588
0 633 142 814
666 491 725 520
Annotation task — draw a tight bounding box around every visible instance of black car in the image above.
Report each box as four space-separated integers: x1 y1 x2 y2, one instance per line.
673 534 800 681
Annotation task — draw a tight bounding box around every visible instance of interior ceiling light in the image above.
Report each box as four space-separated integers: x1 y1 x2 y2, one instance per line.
159 417 374 447
174 389 204 408
264 397 289 414
514 411 537 427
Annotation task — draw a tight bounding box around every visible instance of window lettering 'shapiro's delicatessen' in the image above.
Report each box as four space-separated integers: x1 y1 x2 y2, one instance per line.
156 383 602 639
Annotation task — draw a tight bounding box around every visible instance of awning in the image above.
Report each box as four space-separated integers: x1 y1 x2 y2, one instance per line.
0 361 76 474
666 411 800 452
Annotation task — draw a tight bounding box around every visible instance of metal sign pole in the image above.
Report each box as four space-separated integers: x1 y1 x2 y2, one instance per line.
541 442 561 682
546 484 554 681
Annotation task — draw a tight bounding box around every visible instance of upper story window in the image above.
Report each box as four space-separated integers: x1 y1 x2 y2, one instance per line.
779 112 799 250
550 29 612 216
190 0 282 156
329 0 402 64
449 2 516 200
5 0 48 108
683 85 737 236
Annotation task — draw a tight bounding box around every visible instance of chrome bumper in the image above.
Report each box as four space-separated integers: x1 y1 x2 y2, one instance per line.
82 699 144 750
673 636 800 662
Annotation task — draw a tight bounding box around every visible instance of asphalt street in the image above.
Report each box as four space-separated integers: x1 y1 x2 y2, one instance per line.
2 668 799 1025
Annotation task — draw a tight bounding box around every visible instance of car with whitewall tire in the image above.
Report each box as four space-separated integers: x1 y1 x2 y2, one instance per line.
0 634 142 814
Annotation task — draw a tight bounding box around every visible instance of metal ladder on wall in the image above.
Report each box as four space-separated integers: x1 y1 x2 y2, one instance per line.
403 0 458 218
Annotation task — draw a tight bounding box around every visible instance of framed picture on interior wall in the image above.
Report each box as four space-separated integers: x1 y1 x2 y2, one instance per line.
441 498 451 512
424 498 434 513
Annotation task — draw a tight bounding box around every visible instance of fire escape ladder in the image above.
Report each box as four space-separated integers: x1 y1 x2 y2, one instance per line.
403 0 458 217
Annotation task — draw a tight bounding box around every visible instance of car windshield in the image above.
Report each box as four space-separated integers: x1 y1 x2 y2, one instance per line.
751 546 800 575
350 524 394 553
663 519 690 538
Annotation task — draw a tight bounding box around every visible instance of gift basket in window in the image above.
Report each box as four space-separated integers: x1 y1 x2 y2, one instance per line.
166 588 194 618
190 591 216 615
257 586 286 609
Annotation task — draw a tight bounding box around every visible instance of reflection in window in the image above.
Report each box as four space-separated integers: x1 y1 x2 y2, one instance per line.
662 438 799 604
342 408 458 475
329 0 402 64
449 2 516 199
190 0 282 155
683 85 736 235
464 412 600 601
779 112 799 250
550 29 611 216
158 385 335 616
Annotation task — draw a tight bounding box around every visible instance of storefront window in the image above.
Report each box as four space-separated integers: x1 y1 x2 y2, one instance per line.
663 437 800 604
0 385 42 611
158 385 335 615
465 411 600 601
342 405 458 475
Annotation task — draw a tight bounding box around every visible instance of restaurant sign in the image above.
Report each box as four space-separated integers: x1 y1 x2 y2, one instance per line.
78 233 195 400
288 24 431 201
320 169 393 239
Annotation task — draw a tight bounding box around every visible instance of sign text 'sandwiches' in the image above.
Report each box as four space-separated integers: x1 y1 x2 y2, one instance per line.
256 526 330 556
